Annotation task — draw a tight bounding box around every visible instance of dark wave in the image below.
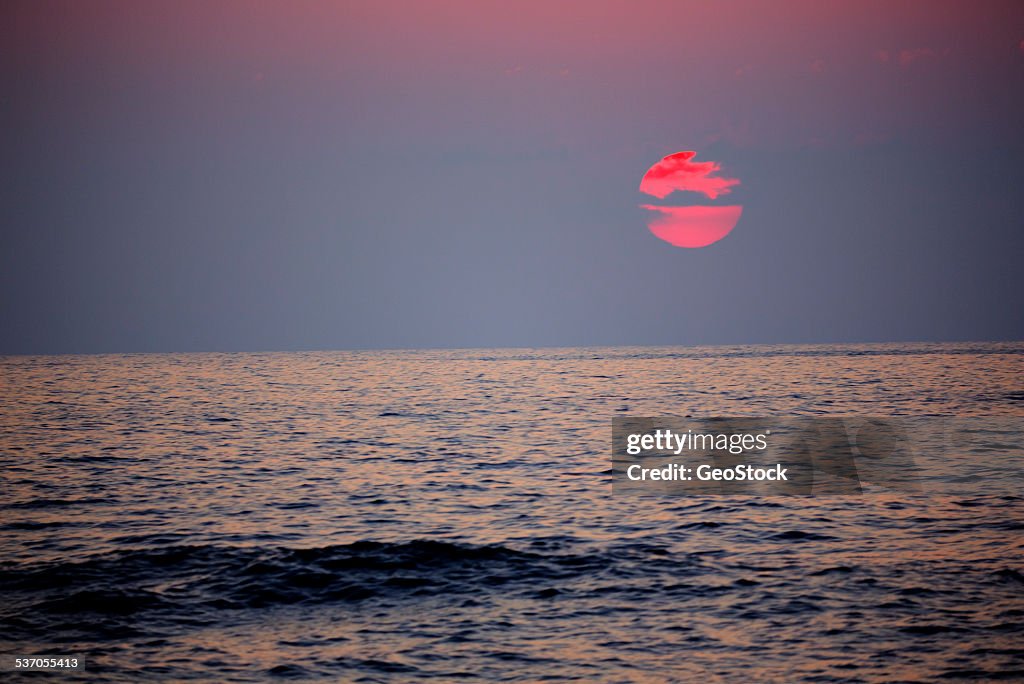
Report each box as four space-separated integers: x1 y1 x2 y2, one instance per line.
2 497 116 510
0 540 607 639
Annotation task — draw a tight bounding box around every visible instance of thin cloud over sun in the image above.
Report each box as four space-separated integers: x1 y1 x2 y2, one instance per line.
638 151 740 200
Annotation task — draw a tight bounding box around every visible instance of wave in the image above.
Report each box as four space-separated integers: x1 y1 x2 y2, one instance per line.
0 540 606 638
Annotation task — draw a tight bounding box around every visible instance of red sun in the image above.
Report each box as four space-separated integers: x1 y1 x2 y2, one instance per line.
639 151 742 248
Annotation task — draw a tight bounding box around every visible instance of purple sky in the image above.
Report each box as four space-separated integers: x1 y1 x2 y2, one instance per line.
2 1 1023 353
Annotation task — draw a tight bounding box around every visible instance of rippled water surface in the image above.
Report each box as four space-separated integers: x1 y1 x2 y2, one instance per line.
1 343 1023 681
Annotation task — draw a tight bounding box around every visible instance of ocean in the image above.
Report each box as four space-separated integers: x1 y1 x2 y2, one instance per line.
1 342 1023 681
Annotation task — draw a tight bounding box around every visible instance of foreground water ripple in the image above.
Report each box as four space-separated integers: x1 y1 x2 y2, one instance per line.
0 343 1022 681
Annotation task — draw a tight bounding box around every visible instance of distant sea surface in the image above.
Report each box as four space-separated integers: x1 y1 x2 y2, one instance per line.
1 342 1023 682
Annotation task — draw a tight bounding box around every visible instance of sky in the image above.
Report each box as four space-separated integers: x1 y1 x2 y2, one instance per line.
2 0 1023 354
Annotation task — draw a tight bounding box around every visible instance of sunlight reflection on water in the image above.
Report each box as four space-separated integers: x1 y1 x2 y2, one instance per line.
1 342 1022 681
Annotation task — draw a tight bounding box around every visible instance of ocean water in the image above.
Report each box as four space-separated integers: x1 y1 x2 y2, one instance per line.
1 342 1023 682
